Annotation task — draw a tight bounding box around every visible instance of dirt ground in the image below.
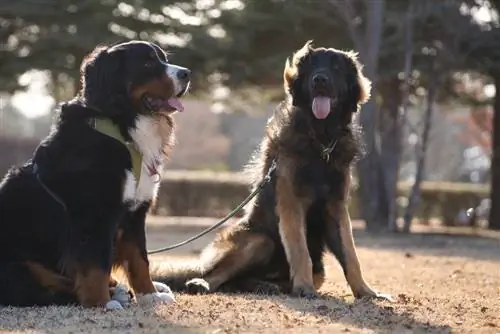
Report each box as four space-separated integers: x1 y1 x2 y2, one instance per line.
1 217 499 334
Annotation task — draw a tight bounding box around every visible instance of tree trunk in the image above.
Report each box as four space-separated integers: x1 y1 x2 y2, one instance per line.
403 59 438 232
488 72 500 230
379 79 404 233
330 0 388 232
385 0 415 232
357 99 388 231
355 0 389 232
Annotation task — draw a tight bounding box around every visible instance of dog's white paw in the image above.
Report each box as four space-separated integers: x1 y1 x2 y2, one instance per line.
153 281 173 294
110 283 133 307
137 291 176 306
105 300 124 310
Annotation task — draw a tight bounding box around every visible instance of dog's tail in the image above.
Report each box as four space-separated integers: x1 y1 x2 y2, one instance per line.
149 257 203 292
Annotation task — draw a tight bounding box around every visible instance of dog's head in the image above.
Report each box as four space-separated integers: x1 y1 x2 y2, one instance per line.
79 40 191 120
283 41 371 121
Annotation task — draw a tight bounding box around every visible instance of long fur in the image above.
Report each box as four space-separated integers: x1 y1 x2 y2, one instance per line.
0 40 190 307
150 42 376 298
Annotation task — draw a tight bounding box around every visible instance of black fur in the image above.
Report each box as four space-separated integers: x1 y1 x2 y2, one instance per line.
0 40 189 307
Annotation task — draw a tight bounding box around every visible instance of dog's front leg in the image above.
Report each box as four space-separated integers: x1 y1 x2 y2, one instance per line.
67 213 122 310
115 204 175 305
275 169 316 298
324 171 392 301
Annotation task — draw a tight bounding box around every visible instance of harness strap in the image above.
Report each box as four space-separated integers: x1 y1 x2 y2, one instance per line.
32 162 68 212
89 118 143 183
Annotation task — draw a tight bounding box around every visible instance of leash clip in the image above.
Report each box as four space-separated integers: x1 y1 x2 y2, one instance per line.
264 158 278 183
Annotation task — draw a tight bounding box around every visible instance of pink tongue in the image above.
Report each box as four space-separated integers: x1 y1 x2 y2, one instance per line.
166 98 184 112
312 97 331 119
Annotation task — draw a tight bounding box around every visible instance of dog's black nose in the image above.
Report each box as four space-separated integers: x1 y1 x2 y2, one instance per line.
313 73 328 86
177 68 191 82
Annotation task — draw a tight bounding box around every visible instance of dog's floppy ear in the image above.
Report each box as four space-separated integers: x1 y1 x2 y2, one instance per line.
357 70 371 105
283 40 314 94
79 44 125 111
345 51 371 107
283 56 296 93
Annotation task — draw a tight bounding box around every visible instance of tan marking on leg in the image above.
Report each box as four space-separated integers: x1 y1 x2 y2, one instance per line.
327 171 377 298
75 267 110 307
275 168 315 296
109 275 119 288
25 261 73 293
115 240 156 295
313 271 325 290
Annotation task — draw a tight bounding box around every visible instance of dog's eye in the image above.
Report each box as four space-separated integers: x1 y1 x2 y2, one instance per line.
144 61 156 68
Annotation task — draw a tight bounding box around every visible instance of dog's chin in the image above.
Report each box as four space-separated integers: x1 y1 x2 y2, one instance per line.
311 96 336 120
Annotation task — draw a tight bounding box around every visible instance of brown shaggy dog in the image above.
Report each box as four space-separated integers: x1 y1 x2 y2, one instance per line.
151 41 390 300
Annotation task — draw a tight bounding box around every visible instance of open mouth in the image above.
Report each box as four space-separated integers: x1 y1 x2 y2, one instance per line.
142 94 185 113
312 96 336 120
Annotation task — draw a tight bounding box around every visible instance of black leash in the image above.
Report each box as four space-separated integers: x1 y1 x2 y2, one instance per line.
31 157 277 255
147 158 277 254
31 130 337 255
32 129 338 255
148 137 338 254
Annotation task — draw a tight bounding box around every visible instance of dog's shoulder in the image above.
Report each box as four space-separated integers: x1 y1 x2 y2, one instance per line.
34 100 132 177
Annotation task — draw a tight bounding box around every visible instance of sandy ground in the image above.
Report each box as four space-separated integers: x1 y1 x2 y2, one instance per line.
1 217 499 334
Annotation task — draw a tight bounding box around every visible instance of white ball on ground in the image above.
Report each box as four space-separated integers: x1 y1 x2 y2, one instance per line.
105 299 124 310
110 283 133 307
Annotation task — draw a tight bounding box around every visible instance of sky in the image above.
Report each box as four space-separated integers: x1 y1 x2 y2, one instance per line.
11 71 54 119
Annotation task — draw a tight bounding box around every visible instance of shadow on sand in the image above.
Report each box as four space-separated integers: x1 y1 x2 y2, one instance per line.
238 292 452 333
351 226 500 262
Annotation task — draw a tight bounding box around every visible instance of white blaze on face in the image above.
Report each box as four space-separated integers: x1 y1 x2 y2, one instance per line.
312 97 331 119
165 64 188 112
166 64 187 96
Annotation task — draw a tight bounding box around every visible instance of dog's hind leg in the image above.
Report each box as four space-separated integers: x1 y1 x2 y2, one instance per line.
185 231 274 294
0 262 77 307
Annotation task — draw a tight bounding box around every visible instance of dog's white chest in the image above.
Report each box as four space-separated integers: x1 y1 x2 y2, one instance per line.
122 164 161 209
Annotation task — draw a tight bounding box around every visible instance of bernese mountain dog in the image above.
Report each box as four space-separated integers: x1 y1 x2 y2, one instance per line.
0 40 190 309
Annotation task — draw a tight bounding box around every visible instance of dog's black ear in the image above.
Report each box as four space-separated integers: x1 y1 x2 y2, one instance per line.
346 51 371 106
283 40 314 94
79 44 125 111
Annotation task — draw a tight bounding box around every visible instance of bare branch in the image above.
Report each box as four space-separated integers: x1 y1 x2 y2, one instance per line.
329 0 365 54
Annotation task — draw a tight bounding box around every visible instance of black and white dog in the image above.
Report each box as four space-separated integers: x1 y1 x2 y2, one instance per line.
0 40 190 309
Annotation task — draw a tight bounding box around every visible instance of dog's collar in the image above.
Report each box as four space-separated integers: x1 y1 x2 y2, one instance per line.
308 127 339 163
89 118 143 183
319 139 338 163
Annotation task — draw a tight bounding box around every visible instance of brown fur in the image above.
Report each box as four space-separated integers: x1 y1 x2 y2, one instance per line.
75 267 110 307
113 231 157 295
151 42 389 300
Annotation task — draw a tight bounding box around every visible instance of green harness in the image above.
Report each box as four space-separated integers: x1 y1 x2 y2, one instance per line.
90 118 143 183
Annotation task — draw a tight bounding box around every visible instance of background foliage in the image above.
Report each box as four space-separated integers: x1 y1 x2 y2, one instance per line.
1 0 499 231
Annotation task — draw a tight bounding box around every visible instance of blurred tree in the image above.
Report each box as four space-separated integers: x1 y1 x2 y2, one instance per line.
0 0 216 93
458 0 500 230
3 0 499 230
330 0 388 232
